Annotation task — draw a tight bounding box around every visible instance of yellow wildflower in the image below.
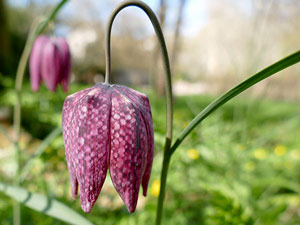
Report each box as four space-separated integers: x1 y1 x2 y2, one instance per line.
236 144 245 151
244 162 255 171
253 148 267 159
274 145 286 156
291 150 300 159
150 180 160 197
284 161 292 169
287 196 300 207
187 149 200 160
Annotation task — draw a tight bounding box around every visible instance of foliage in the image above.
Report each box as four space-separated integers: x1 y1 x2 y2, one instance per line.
0 1 299 224
1 80 299 224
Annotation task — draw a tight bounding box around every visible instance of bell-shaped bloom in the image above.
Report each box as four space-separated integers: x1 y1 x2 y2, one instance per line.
62 83 154 213
29 35 71 92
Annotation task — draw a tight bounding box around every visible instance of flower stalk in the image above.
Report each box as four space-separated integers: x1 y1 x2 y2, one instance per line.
155 152 171 225
104 1 173 224
105 2 300 225
13 17 42 225
12 1 68 224
9 0 300 224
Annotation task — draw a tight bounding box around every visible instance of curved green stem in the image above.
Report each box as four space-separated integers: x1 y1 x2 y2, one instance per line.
12 1 68 224
13 0 68 141
170 50 300 155
12 17 42 225
104 1 173 224
13 18 42 142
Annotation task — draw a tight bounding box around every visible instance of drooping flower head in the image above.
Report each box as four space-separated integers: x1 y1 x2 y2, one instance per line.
62 83 154 213
30 35 71 92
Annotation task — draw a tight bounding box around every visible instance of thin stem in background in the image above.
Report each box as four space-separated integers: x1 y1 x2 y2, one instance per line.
12 1 68 224
104 2 173 225
13 0 68 142
13 18 42 142
12 18 41 225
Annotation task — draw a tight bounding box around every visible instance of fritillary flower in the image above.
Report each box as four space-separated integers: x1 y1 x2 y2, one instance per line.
62 83 154 213
29 35 71 92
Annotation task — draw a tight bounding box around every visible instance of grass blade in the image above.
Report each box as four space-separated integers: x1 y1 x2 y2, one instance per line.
170 50 300 155
0 182 94 225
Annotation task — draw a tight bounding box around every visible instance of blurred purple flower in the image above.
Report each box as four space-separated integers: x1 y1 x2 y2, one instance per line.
29 35 71 92
62 83 154 213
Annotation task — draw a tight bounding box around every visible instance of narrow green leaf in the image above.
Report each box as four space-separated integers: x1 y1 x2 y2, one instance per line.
170 50 300 155
0 182 94 225
18 127 62 183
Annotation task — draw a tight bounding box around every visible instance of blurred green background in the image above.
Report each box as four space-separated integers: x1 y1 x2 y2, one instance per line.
0 0 300 224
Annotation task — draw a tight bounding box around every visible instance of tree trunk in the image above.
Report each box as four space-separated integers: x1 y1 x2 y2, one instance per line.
0 0 11 74
151 0 167 95
170 0 188 73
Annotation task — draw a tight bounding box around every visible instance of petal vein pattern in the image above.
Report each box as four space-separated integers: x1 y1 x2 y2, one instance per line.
114 85 154 196
63 85 111 213
109 90 148 213
62 83 154 213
